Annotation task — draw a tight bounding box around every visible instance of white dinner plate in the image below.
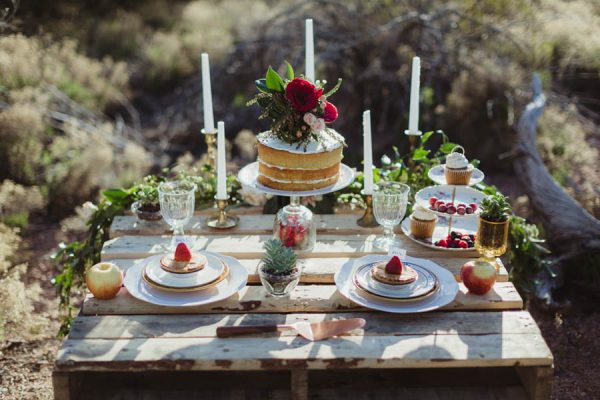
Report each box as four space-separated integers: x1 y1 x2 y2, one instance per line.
401 215 478 252
123 252 248 307
353 261 437 300
144 253 225 289
335 255 459 313
428 165 485 186
238 162 355 197
415 185 486 219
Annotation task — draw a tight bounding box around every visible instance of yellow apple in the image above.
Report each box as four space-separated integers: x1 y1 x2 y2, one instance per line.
86 262 123 300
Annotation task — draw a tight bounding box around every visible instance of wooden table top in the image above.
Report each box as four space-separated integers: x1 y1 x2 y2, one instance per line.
56 212 553 375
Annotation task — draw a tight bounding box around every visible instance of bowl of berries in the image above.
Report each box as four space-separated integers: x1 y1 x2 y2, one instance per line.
415 185 485 218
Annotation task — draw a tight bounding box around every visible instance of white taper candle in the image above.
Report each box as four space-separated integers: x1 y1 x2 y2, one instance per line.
201 53 215 132
407 56 421 135
216 121 227 200
363 110 374 195
305 19 315 82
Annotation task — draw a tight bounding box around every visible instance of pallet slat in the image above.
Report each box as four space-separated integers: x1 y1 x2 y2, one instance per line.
110 214 384 238
55 332 553 372
81 282 522 315
69 311 541 340
101 234 482 260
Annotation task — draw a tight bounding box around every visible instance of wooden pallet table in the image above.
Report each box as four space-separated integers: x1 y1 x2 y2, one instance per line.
53 213 553 400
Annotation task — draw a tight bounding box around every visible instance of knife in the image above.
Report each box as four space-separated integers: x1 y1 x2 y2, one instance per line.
216 318 366 341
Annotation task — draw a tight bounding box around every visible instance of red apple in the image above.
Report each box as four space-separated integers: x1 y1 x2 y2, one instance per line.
86 262 123 300
460 261 496 295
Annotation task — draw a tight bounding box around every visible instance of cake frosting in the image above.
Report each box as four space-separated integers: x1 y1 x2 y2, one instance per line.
257 129 344 154
412 206 437 221
445 151 469 169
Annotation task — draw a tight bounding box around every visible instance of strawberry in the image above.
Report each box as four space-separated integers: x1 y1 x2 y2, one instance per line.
385 256 403 274
429 197 438 207
279 225 292 242
174 243 192 262
436 239 449 248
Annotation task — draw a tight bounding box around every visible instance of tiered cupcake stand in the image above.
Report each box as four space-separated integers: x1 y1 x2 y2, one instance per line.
238 161 355 251
401 164 486 251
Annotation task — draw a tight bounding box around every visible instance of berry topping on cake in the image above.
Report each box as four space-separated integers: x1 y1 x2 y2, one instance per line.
174 243 193 262
385 256 403 275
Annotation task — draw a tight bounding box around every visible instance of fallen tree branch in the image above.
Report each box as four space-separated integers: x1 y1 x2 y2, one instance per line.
512 75 600 257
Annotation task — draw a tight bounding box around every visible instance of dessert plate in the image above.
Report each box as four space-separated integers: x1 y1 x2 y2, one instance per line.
144 252 225 289
353 261 437 300
415 185 485 219
400 215 478 252
428 165 484 186
238 162 355 197
143 263 229 293
123 252 248 307
335 255 459 313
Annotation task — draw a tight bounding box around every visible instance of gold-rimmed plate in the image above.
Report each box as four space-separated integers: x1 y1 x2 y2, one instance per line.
143 261 229 293
144 252 225 289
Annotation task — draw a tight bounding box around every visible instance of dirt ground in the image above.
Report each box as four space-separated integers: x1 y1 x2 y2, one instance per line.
1 210 600 400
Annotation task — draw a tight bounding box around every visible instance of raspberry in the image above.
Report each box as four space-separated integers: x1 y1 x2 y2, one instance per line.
437 239 448 248
458 240 468 249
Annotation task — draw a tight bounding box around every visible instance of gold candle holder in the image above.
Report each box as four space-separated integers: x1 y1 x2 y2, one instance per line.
206 198 239 229
357 194 379 227
202 128 217 168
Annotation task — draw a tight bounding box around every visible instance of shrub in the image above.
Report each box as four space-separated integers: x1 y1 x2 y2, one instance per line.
0 180 45 228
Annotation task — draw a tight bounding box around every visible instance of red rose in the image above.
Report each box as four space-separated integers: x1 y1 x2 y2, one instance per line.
323 101 338 123
285 78 323 113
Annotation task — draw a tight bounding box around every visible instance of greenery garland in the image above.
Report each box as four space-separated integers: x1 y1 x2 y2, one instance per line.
52 134 549 335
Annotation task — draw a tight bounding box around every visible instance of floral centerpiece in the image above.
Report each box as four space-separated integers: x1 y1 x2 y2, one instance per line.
248 63 343 147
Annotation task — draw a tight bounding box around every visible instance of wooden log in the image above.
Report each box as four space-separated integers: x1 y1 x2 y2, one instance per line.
101 234 481 261
69 311 542 340
107 257 509 283
80 282 522 315
512 75 600 256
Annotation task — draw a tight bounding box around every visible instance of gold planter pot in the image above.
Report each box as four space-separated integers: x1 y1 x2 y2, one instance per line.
475 217 509 260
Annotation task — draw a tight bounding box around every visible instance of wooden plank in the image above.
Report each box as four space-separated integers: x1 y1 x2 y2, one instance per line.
81 282 522 315
55 332 553 372
110 214 385 238
69 311 541 340
516 366 553 400
291 370 308 400
101 234 482 260
109 257 509 283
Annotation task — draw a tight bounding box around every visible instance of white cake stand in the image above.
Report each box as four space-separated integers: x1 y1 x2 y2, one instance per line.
238 162 355 251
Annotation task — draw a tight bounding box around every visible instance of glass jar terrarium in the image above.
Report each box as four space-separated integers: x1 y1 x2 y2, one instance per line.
258 260 303 296
475 217 509 260
273 196 316 252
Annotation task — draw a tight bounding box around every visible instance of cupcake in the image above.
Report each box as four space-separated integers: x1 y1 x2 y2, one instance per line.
410 206 437 239
444 146 474 185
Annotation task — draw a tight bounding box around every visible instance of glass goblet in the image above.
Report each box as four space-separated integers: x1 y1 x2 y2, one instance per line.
158 181 197 248
372 182 410 250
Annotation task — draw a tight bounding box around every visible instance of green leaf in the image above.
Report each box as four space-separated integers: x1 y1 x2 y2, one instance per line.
440 142 458 154
265 66 284 92
412 148 430 161
102 188 128 202
255 79 268 93
420 131 434 145
323 78 342 98
285 61 294 80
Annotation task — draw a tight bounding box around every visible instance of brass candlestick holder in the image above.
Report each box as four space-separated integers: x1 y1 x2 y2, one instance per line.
202 128 217 168
207 198 239 229
357 193 379 227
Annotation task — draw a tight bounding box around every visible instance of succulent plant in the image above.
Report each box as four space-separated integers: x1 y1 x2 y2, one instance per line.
261 239 297 275
479 193 512 222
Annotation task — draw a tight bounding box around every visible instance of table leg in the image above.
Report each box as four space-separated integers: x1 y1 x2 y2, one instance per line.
52 371 82 400
290 369 308 400
516 365 553 400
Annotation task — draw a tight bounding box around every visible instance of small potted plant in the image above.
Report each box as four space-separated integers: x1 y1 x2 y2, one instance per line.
258 239 302 296
131 176 162 221
475 193 512 260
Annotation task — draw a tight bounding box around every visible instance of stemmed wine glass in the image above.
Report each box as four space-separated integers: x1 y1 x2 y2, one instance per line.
373 182 410 250
158 180 197 249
